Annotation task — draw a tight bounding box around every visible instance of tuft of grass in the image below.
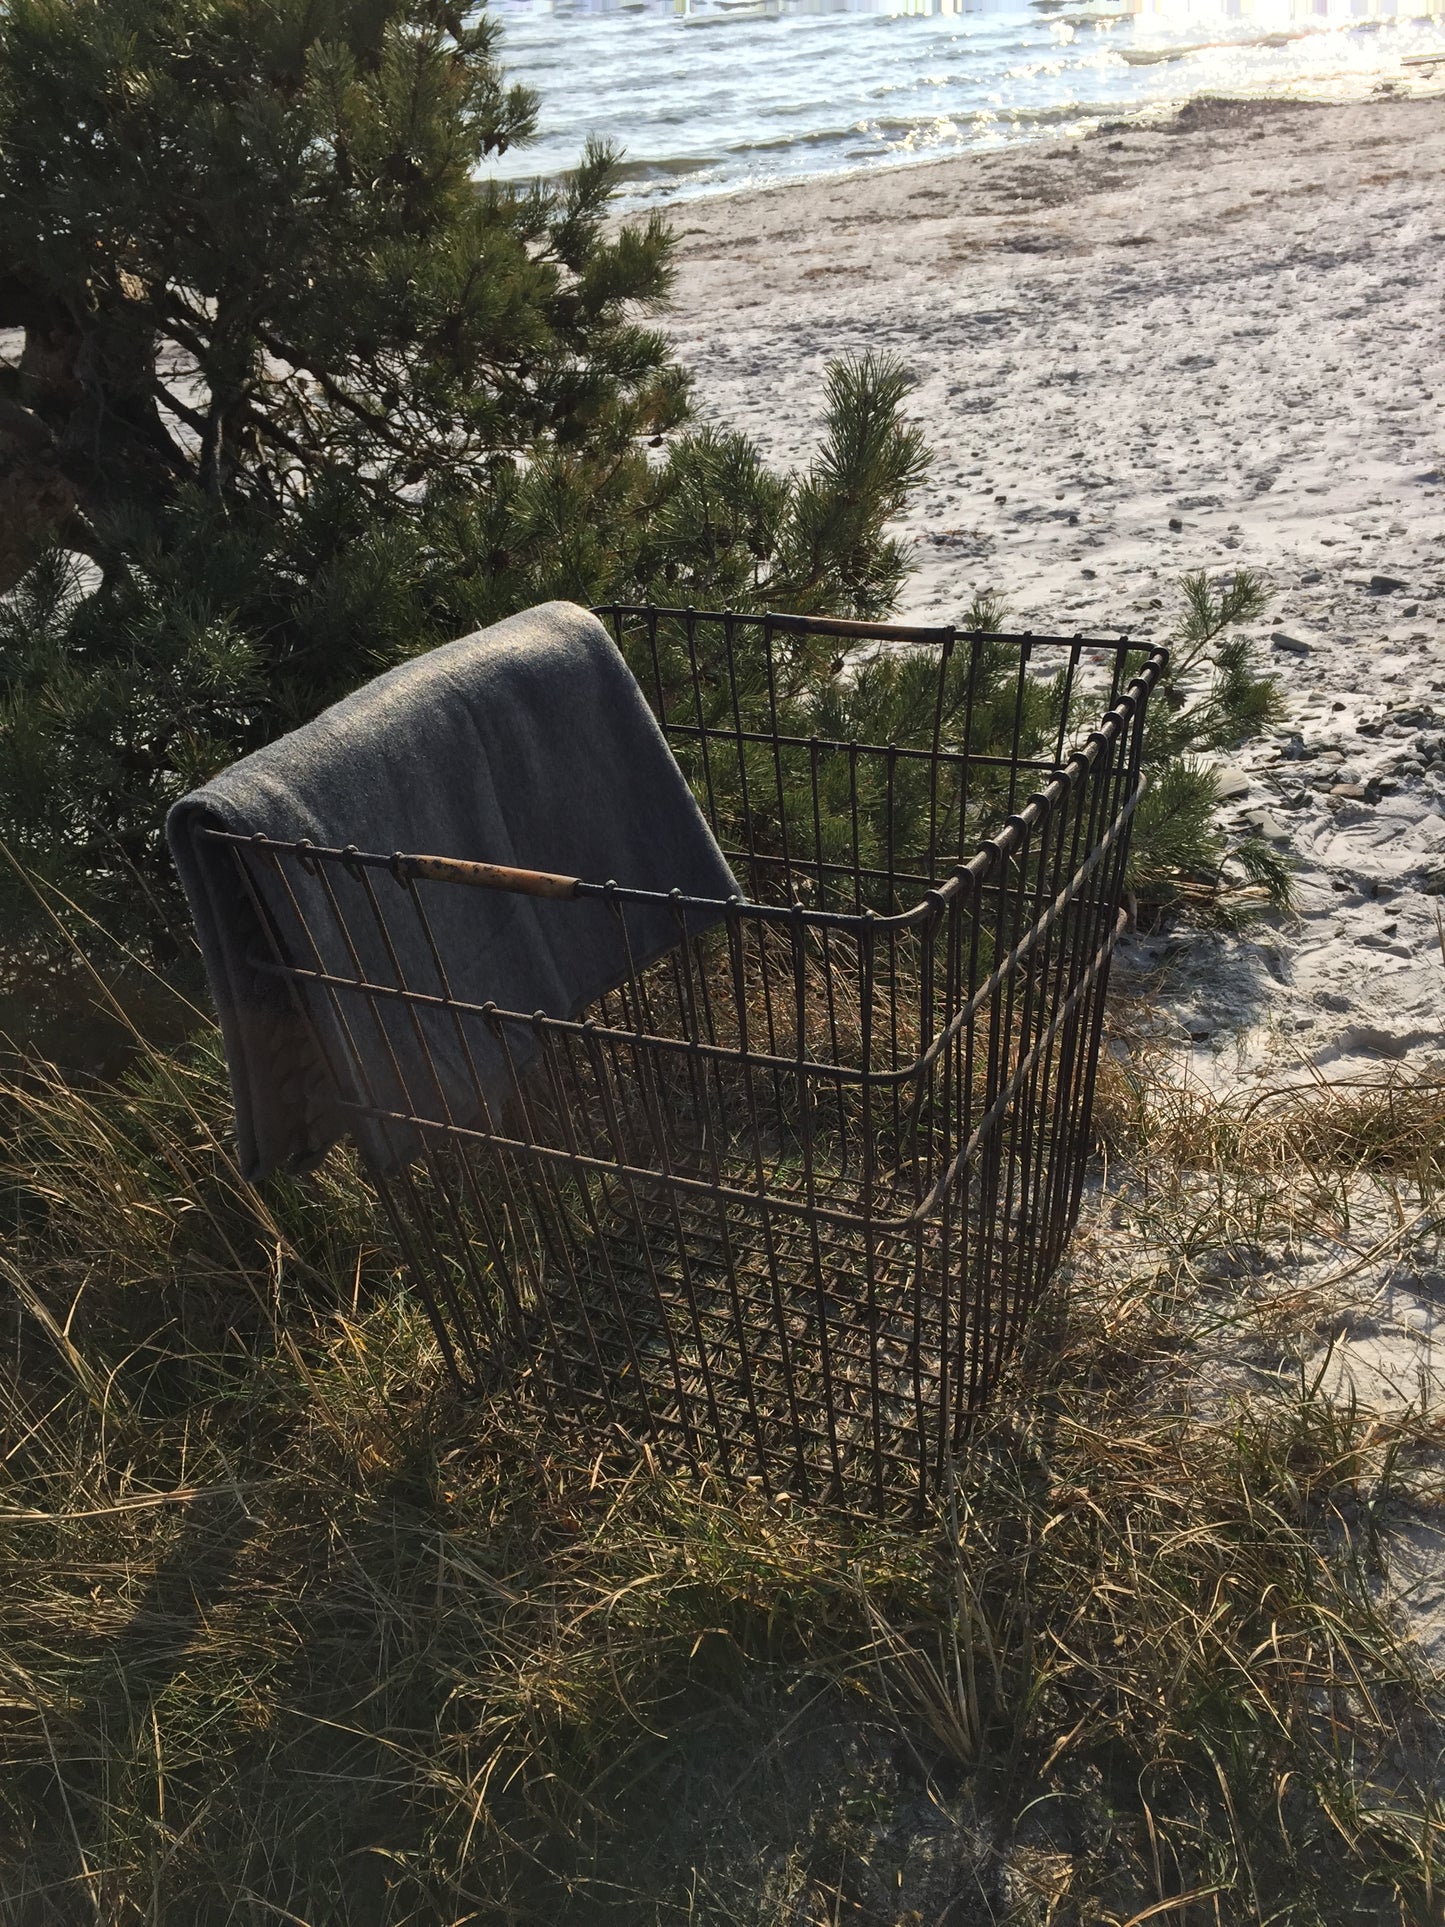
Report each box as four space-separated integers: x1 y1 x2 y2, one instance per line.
1098 1037 1445 1202
2 1008 1443 1923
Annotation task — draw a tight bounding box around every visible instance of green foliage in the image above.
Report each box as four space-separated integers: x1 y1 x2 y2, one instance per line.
1147 568 1280 761
656 569 1286 929
1127 568 1288 920
782 591 1060 894
0 0 927 985
634 588 1055 911
1128 755 1220 897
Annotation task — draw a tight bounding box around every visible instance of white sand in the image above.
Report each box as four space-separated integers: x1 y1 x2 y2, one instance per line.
664 91 1445 1089
662 92 1445 1657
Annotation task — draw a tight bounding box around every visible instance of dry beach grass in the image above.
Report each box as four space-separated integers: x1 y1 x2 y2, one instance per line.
1 977 1444 1921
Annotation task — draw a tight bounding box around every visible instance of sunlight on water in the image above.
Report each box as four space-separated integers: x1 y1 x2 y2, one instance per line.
484 0 1445 199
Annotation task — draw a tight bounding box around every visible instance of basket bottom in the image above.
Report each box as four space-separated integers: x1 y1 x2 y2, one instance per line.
463 1169 1067 1513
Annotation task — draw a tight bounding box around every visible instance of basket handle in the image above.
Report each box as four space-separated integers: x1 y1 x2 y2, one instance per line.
405 853 581 899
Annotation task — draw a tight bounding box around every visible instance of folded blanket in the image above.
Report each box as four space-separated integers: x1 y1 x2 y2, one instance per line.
168 602 738 1180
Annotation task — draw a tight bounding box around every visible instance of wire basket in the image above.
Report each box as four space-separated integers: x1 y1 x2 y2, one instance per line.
203 606 1164 1515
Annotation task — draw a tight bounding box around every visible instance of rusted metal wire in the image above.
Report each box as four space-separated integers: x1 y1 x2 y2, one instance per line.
200 607 1165 1515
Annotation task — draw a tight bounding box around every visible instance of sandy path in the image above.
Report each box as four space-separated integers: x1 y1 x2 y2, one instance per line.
663 91 1445 1088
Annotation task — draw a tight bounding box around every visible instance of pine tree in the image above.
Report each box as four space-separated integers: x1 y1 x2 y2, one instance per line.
0 0 926 995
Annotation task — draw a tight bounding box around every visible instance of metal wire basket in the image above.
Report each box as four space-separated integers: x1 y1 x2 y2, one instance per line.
203 606 1164 1515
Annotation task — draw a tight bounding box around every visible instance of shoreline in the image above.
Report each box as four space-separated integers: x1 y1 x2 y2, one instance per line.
609 73 1445 215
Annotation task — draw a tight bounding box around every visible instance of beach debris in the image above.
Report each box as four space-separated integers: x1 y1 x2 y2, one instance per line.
1368 574 1408 595
1270 631 1312 655
1242 808 1291 840
1214 763 1250 799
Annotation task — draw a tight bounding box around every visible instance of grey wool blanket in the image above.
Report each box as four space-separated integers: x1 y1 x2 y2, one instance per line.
168 602 738 1181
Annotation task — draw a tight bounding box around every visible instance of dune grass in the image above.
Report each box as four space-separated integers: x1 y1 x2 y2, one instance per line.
1 994 1443 1922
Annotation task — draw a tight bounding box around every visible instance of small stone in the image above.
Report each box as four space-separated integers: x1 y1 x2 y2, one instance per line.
1271 632 1312 655
1300 570 1323 585
1168 516 1183 532
1214 763 1250 799
1243 808 1291 840
1369 574 1408 595
1330 783 1368 801
1080 567 1096 579
1404 603 1420 617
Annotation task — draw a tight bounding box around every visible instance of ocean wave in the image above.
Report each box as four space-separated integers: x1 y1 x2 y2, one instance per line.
610 153 727 178
728 124 864 151
485 0 1445 205
680 9 783 26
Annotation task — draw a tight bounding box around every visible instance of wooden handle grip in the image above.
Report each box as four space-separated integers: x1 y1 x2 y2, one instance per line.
406 854 581 899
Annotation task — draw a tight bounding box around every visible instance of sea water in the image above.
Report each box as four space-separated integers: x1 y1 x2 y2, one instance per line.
484 0 1445 203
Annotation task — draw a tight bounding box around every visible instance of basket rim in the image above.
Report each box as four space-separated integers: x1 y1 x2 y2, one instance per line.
196 608 1168 933
594 603 1149 654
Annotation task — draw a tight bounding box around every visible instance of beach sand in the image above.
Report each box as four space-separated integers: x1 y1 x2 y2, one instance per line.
665 91 1445 1085
663 91 1445 1652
